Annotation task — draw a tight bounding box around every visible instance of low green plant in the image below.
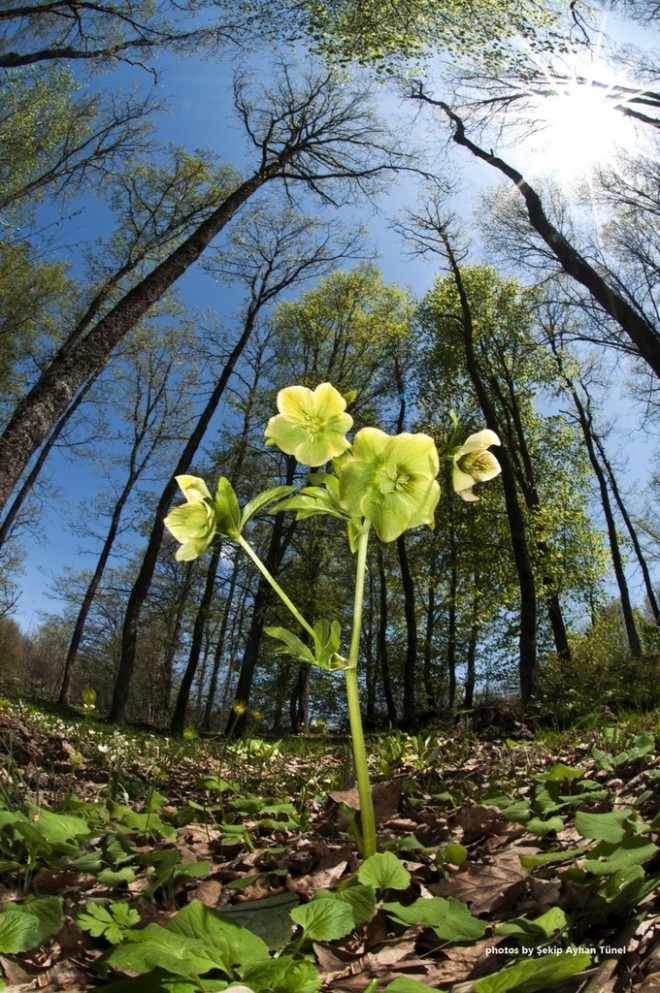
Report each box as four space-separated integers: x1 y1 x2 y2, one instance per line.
77 900 141 944
0 895 63 955
164 383 501 856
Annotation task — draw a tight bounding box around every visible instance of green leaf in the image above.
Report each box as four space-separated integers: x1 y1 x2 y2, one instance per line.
241 485 294 529
357 851 411 891
544 763 584 782
265 619 343 670
0 897 63 954
526 816 564 836
383 897 486 942
103 924 221 977
316 884 377 926
311 617 343 669
384 980 436 993
290 898 355 941
0 910 43 954
473 951 591 993
583 836 659 875
24 807 91 850
89 969 230 992
575 809 634 844
265 626 316 665
77 901 140 944
499 801 531 823
98 866 137 886
219 892 299 948
214 477 242 537
141 848 181 896
497 907 567 945
168 901 269 966
520 847 590 868
240 955 321 993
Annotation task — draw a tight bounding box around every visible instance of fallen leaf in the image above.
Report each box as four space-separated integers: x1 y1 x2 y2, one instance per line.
431 849 529 914
452 804 508 842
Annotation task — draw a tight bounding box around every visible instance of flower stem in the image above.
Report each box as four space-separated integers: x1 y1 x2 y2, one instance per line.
344 522 377 858
236 534 316 640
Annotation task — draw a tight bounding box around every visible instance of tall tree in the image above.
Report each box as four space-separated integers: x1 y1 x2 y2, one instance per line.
410 91 660 380
58 332 188 704
0 66 401 520
0 1 252 68
109 207 363 724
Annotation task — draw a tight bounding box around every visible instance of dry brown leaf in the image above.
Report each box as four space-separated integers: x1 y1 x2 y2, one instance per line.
189 876 223 907
452 804 508 842
431 849 529 914
637 974 660 992
287 860 349 899
330 788 361 810
316 937 418 984
372 779 405 824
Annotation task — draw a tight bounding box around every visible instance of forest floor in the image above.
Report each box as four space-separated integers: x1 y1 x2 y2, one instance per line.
0 698 659 993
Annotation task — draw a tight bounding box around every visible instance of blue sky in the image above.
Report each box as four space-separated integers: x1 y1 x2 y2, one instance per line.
10 13 660 631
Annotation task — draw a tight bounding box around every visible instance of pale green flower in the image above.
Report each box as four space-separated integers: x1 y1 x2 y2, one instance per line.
452 429 502 502
164 475 217 561
264 382 353 467
339 428 440 542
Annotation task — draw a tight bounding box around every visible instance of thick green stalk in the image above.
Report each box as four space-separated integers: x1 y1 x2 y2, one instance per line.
236 533 316 641
344 522 377 857
237 523 377 855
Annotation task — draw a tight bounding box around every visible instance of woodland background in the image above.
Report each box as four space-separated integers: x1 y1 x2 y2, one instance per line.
1 0 659 734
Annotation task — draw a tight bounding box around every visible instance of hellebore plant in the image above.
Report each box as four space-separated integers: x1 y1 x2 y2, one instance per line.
164 383 501 858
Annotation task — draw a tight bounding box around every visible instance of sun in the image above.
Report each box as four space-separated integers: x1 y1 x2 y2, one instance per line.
535 73 634 180
508 51 641 185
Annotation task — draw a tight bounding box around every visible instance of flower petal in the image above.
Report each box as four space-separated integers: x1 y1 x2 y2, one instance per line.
265 382 353 466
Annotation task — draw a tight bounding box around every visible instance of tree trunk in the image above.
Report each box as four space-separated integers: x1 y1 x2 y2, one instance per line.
397 533 419 728
108 295 264 724
170 545 221 735
58 471 137 705
377 546 397 724
202 556 241 730
549 352 642 657
442 234 541 701
0 165 285 517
